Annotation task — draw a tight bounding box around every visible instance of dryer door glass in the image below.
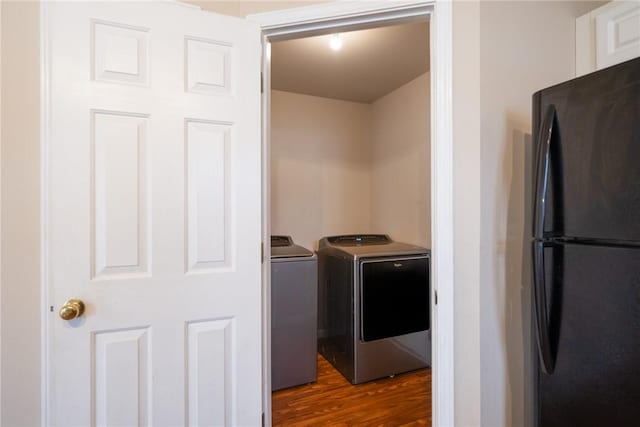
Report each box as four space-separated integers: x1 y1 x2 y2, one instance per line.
360 257 430 342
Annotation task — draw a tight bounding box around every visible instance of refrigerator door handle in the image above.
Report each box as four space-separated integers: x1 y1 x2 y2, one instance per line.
533 241 555 374
533 105 557 240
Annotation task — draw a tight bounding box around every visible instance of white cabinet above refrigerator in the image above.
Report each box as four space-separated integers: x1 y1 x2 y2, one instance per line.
576 1 640 76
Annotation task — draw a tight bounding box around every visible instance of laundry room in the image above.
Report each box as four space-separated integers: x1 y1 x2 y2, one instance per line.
268 20 432 425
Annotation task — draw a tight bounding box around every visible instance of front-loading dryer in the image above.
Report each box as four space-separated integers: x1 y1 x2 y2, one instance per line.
317 234 431 384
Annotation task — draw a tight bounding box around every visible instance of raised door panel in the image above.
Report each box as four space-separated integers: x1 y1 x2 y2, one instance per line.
93 20 149 85
92 111 150 279
186 318 234 426
93 327 151 426
185 37 232 95
185 120 232 272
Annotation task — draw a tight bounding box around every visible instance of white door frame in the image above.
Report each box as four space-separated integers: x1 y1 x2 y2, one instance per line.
248 2 454 426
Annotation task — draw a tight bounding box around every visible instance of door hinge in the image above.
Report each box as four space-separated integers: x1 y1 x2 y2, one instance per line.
435 290 438 305
261 242 264 264
260 72 264 93
262 412 265 427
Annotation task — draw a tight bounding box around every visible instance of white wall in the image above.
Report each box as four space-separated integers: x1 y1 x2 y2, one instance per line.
370 72 430 248
270 90 372 250
452 2 606 426
452 3 482 425
1 2 42 426
271 72 431 251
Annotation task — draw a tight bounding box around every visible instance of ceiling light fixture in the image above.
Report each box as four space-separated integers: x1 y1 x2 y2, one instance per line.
329 34 342 51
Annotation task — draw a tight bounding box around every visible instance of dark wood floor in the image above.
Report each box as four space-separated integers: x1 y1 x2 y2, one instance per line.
272 354 431 426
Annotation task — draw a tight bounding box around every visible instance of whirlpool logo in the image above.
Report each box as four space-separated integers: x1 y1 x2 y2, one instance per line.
394 263 403 268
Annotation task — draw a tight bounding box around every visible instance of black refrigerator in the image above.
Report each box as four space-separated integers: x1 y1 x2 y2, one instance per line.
532 57 640 427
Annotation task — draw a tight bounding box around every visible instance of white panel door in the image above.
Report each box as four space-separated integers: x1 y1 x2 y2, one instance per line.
44 2 262 426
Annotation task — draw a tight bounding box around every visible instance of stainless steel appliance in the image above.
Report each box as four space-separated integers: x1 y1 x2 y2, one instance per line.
531 57 640 426
270 235 317 391
317 234 430 384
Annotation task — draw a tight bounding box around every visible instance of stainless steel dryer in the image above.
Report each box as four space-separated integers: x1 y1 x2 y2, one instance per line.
317 234 430 384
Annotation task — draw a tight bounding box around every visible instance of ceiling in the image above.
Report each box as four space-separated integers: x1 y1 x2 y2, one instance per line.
271 21 430 103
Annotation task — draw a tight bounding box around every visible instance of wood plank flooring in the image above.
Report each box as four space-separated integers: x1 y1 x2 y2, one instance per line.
272 354 431 426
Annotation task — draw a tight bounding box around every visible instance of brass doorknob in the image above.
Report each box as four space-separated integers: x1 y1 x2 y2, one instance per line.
59 299 85 320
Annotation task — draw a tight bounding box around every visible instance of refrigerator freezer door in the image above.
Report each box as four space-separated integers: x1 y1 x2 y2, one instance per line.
533 58 640 242
537 242 640 426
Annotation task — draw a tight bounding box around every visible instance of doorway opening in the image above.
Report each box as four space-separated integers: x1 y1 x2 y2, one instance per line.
264 16 433 426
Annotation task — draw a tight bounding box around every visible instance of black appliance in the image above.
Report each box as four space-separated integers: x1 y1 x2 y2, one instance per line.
531 57 640 426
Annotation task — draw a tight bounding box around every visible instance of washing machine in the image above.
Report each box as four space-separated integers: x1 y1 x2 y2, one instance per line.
270 235 318 391
317 234 430 384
